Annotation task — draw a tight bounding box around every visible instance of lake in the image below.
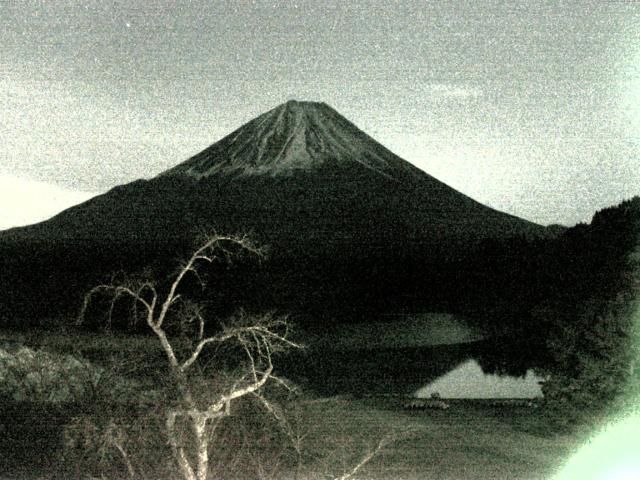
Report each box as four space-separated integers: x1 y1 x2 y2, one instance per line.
284 313 544 398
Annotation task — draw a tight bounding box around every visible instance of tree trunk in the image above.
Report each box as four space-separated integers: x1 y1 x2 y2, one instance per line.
167 411 197 480
194 415 209 480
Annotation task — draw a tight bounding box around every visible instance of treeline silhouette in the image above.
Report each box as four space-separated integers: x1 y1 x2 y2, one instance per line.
462 197 639 425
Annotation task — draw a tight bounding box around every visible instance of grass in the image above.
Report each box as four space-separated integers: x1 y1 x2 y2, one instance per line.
297 396 585 480
0 326 587 479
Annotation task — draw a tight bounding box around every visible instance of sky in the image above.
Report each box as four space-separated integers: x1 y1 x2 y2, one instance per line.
2 0 640 229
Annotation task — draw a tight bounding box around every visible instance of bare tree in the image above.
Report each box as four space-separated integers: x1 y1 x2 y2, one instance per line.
79 234 301 480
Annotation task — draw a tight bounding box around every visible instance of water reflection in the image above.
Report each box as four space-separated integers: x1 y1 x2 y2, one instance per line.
282 315 545 397
415 358 543 399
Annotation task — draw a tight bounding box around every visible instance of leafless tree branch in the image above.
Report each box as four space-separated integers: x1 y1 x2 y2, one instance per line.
334 435 393 480
79 234 300 480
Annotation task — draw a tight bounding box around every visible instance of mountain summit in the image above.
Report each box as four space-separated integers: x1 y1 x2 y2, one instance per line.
161 100 420 179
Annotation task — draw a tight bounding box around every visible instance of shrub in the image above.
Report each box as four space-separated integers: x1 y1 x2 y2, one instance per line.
0 345 100 403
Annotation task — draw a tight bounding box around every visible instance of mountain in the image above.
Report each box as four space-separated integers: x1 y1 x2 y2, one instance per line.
0 100 549 323
2 100 541 243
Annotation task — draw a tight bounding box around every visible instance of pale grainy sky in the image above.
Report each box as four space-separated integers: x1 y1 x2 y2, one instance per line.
2 0 639 227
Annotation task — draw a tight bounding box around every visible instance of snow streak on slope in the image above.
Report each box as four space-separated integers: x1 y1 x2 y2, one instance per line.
161 100 424 180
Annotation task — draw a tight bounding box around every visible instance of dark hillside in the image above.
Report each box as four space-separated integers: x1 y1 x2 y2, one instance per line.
454 197 640 423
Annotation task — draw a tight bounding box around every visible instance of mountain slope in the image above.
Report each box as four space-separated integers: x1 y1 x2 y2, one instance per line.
2 100 542 245
0 100 547 321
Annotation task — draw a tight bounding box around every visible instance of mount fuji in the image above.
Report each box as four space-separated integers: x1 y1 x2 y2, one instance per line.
2 100 542 242
0 100 548 321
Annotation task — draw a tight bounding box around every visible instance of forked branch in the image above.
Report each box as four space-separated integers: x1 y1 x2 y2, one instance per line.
78 234 303 480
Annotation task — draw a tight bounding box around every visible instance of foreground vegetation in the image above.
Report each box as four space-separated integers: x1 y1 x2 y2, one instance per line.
1 326 586 480
2 197 638 478
1 235 401 479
